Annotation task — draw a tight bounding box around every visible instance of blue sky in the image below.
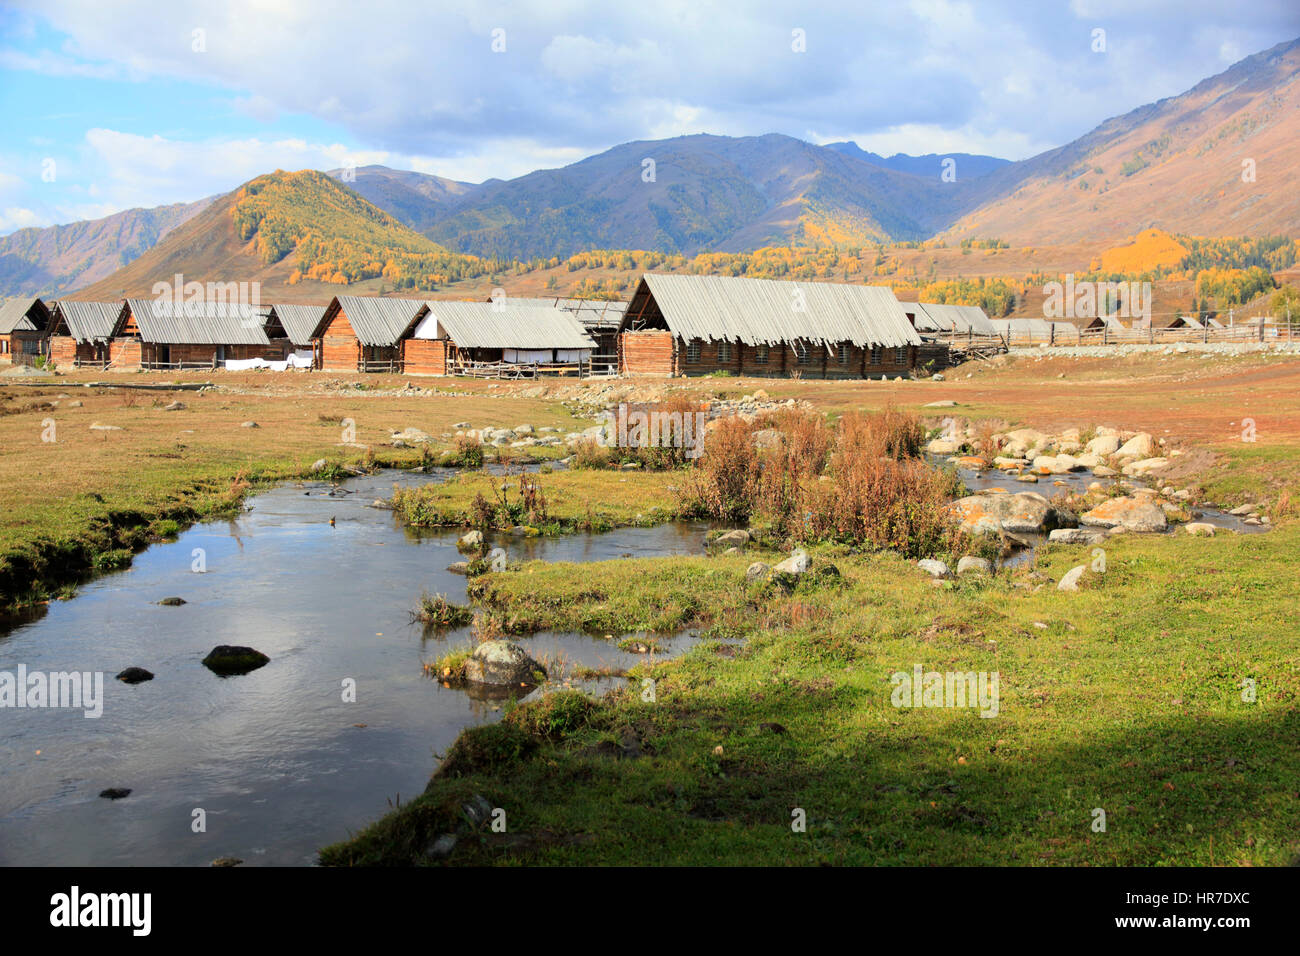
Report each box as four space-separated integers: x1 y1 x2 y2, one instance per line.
1 0 1298 234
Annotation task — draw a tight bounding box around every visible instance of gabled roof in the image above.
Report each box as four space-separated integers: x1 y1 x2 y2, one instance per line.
311 296 429 346
272 304 327 347
125 298 271 345
51 301 127 342
0 296 51 334
622 274 919 348
415 301 596 350
901 302 996 336
492 296 629 331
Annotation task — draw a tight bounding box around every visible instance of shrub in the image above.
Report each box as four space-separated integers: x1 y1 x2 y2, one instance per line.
412 592 473 629
571 437 611 469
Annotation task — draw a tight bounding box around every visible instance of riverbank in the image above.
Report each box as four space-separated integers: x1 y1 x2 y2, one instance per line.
322 521 1300 866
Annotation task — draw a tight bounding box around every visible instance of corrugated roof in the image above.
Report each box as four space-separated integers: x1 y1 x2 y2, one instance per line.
272 304 327 346
52 301 126 342
0 296 49 334
314 296 428 346
902 302 996 335
626 274 919 348
483 295 628 330
126 298 271 345
991 319 1078 338
414 301 596 350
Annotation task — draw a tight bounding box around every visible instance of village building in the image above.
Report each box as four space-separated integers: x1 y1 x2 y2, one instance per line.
309 296 429 372
47 301 129 368
262 304 324 368
617 274 920 378
496 296 627 375
122 298 289 369
0 296 52 365
901 301 997 338
409 300 597 376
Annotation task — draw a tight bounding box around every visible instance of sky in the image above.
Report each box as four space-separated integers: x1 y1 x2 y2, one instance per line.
0 0 1298 235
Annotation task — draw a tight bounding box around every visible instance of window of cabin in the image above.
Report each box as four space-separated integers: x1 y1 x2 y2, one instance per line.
894 346 907 365
686 340 701 363
870 346 882 365
837 343 850 365
717 340 732 363
795 343 810 365
754 344 769 364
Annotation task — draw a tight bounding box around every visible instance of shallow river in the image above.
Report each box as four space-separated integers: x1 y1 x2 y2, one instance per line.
0 470 709 866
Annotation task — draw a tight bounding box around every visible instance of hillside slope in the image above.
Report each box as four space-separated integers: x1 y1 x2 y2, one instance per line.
75 169 489 302
0 199 212 297
947 37 1300 243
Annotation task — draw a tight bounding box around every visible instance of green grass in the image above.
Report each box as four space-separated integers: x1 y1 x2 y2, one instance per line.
322 524 1300 866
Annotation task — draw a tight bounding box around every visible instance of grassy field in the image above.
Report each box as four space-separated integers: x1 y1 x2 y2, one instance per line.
4 354 1299 867
324 524 1300 866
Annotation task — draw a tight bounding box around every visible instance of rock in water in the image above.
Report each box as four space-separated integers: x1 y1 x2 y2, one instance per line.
156 596 187 606
457 529 484 552
202 645 270 676
462 641 545 686
115 667 154 684
99 788 132 800
1080 496 1168 532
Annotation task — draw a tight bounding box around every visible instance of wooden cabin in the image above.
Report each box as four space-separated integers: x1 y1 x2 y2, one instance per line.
490 296 627 375
122 298 289 369
409 301 597 377
309 296 429 372
617 274 920 378
47 301 128 368
0 297 52 365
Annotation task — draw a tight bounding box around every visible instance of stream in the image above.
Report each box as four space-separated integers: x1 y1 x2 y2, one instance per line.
0 469 710 866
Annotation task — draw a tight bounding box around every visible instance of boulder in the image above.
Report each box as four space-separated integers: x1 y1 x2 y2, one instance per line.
1115 432 1154 459
956 556 992 575
956 455 988 470
1184 522 1217 536
949 492 1053 535
463 640 545 686
89 422 122 432
1080 496 1168 532
156 596 187 606
311 458 327 472
115 667 154 684
713 529 751 548
391 427 432 444
745 562 770 583
457 529 484 552
772 548 810 575
201 645 270 676
163 401 185 411
926 438 963 455
751 428 782 450
1048 528 1107 545
917 559 951 578
447 561 470 575
1084 434 1121 457
1121 457 1168 477
240 421 259 429
1057 565 1088 591
513 424 535 436
1032 455 1072 475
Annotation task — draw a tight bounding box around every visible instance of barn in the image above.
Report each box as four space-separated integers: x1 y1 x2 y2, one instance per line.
900 302 997 338
123 298 289 369
309 296 430 372
495 296 627 374
47 301 128 368
0 296 53 366
409 300 597 376
617 274 920 378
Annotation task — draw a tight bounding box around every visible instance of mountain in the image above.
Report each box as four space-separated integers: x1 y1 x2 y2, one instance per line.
945 37 1300 244
74 169 490 302
823 142 1011 180
414 133 1000 259
0 199 213 297
327 165 481 233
